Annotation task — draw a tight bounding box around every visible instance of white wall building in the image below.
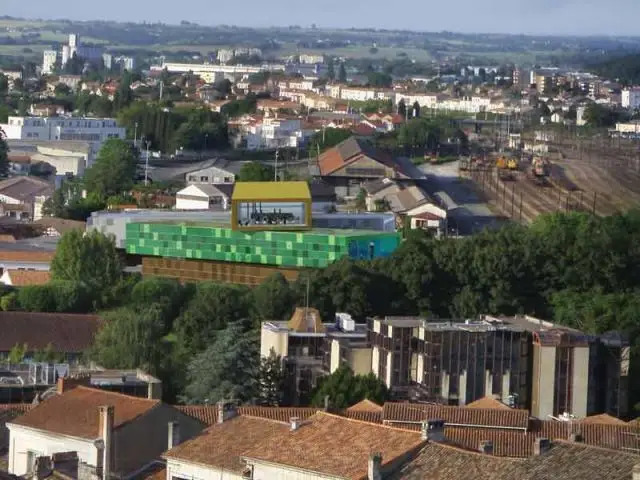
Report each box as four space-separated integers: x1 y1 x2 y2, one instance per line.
299 54 324 64
42 50 57 75
621 88 640 109
0 116 125 162
175 184 232 210
239 115 303 150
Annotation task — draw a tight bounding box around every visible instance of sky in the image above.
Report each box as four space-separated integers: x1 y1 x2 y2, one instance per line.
3 0 640 36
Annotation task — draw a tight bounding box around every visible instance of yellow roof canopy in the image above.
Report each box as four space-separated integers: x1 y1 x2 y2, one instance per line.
232 181 311 202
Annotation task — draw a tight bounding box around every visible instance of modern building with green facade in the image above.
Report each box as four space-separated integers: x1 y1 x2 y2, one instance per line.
125 181 401 283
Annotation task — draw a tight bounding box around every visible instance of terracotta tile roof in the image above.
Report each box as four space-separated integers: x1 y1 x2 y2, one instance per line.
0 249 55 263
175 405 320 426
241 412 425 479
466 396 512 410
346 399 383 412
343 410 383 424
4 269 51 286
317 136 399 177
394 441 640 480
130 462 166 480
166 412 424 478
530 419 640 451
382 402 530 430
0 311 101 352
10 386 159 440
580 413 626 425
164 415 288 472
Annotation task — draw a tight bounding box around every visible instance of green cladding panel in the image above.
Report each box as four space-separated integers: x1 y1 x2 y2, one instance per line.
125 222 401 268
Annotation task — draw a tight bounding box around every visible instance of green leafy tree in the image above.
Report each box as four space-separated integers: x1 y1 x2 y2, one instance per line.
51 230 123 292
257 348 287 406
54 84 71 97
182 320 259 404
252 272 294 321
367 72 392 88
130 277 186 329
1 292 17 311
7 343 27 364
84 138 137 199
175 282 251 355
412 101 421 118
309 129 352 152
33 343 63 363
311 365 388 409
238 161 275 181
92 305 168 375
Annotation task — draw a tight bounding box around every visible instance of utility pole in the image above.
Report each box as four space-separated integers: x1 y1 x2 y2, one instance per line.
144 140 151 186
134 121 138 149
274 148 279 181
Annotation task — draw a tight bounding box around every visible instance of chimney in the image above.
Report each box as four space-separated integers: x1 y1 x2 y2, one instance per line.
99 405 114 480
421 419 445 442
367 452 382 480
533 437 551 456
57 376 90 395
479 440 494 455
168 422 180 449
217 401 237 424
290 417 300 431
34 456 53 479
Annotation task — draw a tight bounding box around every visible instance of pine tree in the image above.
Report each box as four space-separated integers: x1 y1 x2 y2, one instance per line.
338 63 348 83
327 58 335 81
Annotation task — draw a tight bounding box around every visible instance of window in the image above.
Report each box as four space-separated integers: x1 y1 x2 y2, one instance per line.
199 176 209 182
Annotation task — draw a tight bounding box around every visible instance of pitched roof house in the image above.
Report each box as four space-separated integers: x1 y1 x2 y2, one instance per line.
165 409 425 480
0 312 101 362
6 387 204 478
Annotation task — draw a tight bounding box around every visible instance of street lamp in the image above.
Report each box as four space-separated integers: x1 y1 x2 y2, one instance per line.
133 121 139 148
144 140 151 186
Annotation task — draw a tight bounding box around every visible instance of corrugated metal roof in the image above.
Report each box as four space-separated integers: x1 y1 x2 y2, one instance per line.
232 181 311 201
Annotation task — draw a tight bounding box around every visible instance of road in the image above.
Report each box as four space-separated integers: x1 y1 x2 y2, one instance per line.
419 161 507 235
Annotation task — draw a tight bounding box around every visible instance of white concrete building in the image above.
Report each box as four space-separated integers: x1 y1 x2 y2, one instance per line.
175 184 233 210
299 54 324 64
238 115 303 150
338 87 393 102
0 116 125 161
621 88 640 109
42 50 57 75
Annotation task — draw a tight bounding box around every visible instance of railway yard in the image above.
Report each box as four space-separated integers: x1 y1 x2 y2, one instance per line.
464 138 640 224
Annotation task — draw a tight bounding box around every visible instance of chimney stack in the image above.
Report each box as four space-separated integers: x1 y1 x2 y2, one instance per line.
533 437 551 456
421 419 445 442
168 422 180 449
99 405 114 480
290 417 301 431
217 400 237 424
367 453 382 480
479 440 494 455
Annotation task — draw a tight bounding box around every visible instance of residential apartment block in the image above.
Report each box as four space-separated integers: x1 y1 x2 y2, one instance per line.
0 117 125 161
367 315 629 419
264 312 629 419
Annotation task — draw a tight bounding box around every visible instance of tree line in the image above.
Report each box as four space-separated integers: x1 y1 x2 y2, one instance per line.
4 210 640 408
